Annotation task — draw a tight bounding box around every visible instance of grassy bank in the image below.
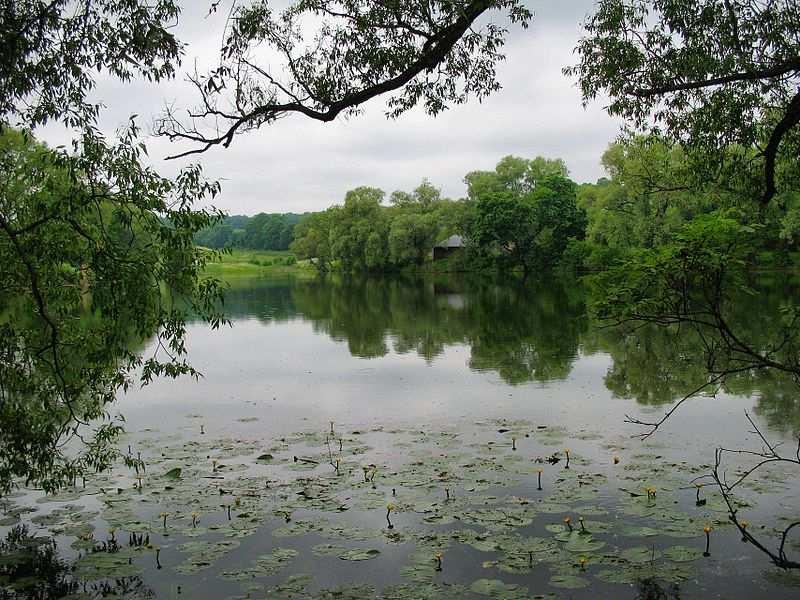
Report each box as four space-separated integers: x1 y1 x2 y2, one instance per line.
201 249 315 278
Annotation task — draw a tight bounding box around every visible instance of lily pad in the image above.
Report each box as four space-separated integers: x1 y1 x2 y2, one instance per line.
163 467 182 479
549 574 590 589
338 548 381 561
470 578 529 599
620 546 661 564
663 545 704 562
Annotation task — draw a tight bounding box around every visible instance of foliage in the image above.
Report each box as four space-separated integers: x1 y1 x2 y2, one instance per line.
388 212 439 266
0 1 223 494
329 187 391 271
565 0 800 206
579 138 707 252
292 180 468 272
195 212 306 250
291 211 336 271
464 155 569 200
1 0 182 130
575 135 800 273
0 127 225 493
291 157 585 275
156 0 533 157
465 157 586 274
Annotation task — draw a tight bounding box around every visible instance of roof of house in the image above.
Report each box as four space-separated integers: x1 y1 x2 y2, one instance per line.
434 234 464 249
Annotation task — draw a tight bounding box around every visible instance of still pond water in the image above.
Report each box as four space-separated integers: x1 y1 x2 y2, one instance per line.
4 273 800 599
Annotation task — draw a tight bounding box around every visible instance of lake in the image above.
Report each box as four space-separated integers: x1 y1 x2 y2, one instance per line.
3 273 800 599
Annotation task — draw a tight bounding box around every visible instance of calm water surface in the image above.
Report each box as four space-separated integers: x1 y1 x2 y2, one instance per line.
123 273 799 446
6 273 800 599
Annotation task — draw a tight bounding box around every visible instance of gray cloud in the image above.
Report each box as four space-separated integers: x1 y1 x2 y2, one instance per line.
38 0 619 215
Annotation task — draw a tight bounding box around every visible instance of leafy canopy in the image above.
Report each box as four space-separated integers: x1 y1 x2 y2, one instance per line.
157 0 533 157
565 0 800 205
0 2 233 493
465 157 586 274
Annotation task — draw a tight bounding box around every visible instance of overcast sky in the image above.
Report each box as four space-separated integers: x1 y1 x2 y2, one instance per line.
42 0 622 215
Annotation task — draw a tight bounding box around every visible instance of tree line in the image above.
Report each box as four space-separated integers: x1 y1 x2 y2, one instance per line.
574 136 800 270
194 212 308 251
284 140 799 274
288 157 586 274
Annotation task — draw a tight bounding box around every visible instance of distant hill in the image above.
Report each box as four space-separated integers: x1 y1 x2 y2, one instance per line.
195 212 312 250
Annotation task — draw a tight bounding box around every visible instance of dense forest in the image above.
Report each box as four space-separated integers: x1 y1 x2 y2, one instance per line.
575 136 800 270
194 212 308 250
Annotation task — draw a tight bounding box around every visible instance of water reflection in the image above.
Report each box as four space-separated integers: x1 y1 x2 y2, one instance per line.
636 577 680 600
0 525 153 599
215 273 799 423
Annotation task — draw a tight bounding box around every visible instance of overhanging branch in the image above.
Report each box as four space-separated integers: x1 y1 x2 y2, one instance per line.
158 0 501 159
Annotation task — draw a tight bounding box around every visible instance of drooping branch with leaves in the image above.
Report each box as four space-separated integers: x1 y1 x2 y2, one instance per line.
0 1 228 493
565 0 800 206
156 0 532 158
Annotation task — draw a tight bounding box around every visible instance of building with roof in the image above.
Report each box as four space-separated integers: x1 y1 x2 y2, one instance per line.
432 234 464 260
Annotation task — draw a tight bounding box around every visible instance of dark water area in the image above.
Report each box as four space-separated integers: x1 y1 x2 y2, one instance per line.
3 273 800 599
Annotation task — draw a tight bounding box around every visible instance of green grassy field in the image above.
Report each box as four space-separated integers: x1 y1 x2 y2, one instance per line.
200 249 314 277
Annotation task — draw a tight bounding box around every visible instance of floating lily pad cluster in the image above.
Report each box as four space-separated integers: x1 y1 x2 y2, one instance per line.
0 418 796 598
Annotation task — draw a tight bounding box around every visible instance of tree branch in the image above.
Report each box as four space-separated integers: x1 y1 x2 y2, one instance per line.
711 411 800 569
631 60 800 98
762 89 800 205
159 0 498 159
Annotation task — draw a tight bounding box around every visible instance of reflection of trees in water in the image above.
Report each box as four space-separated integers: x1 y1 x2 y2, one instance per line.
215 277 301 323
293 275 466 360
584 324 710 405
465 279 587 383
585 275 800 431
288 274 588 384
0 526 77 599
217 274 800 421
731 370 800 435
0 526 153 599
636 577 680 600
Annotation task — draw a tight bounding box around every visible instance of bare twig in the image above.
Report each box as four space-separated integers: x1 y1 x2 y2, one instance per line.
711 411 800 569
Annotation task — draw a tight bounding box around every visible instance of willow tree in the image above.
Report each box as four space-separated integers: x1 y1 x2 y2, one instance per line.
0 1 227 493
1 0 532 492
